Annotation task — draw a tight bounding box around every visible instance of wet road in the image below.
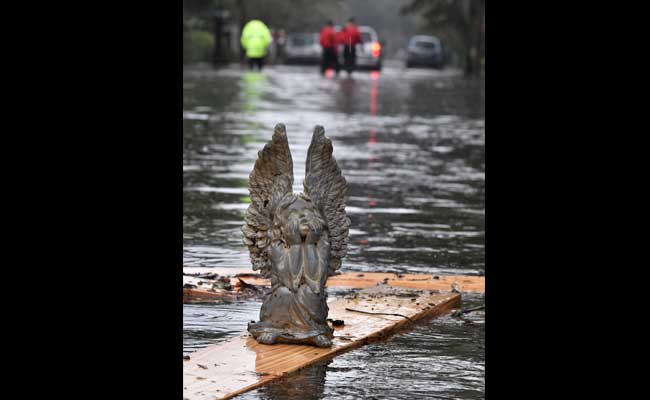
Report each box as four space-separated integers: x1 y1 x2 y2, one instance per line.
183 62 485 399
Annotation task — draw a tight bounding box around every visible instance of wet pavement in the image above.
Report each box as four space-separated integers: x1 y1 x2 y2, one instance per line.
183 62 485 399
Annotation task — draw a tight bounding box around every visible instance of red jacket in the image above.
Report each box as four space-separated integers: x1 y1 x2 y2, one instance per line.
336 30 346 47
319 26 338 49
341 23 362 47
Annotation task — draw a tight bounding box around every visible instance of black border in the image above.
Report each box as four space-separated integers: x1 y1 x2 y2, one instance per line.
9 1 631 398
11 3 184 397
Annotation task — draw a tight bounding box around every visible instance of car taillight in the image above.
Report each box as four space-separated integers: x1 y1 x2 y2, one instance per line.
371 42 381 58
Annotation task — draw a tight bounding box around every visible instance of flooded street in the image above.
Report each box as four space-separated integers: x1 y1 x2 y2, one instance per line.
183 62 485 399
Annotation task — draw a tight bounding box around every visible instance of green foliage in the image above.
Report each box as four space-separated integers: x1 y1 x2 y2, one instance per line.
233 0 347 32
184 29 215 64
183 0 219 17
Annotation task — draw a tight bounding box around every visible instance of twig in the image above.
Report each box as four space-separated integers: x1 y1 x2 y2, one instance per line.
451 305 485 323
459 305 484 314
345 307 413 322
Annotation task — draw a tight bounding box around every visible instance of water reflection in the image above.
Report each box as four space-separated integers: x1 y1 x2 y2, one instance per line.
183 301 261 356
253 359 330 400
241 71 266 113
183 64 484 398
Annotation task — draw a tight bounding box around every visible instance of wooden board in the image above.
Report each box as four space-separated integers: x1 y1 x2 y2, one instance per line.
183 287 461 400
183 271 484 303
184 267 485 293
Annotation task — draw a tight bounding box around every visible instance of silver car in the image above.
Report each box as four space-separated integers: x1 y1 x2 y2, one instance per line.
355 26 382 71
283 33 321 65
406 35 444 69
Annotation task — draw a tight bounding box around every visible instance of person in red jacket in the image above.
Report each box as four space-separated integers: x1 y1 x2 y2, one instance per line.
319 20 340 76
341 17 362 74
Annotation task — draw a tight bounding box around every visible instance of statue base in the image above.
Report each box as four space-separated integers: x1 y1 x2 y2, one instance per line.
248 321 334 347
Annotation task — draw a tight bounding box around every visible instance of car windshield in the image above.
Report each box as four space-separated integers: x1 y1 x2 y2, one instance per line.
289 35 315 46
415 41 437 49
360 32 372 43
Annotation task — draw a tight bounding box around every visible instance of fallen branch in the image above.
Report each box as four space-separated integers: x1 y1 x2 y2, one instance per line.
451 305 485 323
459 305 484 314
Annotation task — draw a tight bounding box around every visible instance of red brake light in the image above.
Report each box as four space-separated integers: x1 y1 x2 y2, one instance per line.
371 42 381 57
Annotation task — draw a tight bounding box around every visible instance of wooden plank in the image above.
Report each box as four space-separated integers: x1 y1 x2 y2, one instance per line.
183 272 484 303
183 288 241 302
183 287 461 400
329 272 484 292
184 267 485 293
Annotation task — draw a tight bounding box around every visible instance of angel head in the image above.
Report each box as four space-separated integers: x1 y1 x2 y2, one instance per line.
242 123 351 277
273 194 326 246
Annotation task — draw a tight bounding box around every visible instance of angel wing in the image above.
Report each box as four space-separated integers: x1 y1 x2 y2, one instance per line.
303 125 350 275
242 123 294 278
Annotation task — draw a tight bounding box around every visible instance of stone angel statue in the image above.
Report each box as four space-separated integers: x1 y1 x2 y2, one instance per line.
242 123 350 347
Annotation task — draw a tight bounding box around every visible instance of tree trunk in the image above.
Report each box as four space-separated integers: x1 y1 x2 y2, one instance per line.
463 0 484 77
237 0 247 61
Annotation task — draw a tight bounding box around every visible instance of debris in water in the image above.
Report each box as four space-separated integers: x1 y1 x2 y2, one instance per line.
212 276 232 291
234 272 261 278
396 292 418 298
197 364 208 370
237 277 259 292
451 305 484 324
183 272 218 280
452 305 485 316
183 355 190 361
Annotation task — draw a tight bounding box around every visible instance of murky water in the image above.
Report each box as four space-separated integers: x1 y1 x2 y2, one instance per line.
183 63 485 399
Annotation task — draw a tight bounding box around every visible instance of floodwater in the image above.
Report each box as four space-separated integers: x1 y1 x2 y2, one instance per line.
183 62 485 399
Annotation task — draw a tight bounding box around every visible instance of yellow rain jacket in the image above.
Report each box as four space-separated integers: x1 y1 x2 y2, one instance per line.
240 20 272 59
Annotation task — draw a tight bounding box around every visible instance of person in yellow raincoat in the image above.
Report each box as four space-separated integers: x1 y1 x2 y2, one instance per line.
240 19 272 71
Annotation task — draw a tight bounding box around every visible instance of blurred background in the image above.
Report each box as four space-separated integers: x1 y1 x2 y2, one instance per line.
183 0 485 76
183 1 485 399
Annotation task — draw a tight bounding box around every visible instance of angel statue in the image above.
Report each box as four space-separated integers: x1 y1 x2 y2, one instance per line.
242 123 350 347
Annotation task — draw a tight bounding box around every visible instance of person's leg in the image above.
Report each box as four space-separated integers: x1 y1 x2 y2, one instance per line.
343 47 352 73
259 57 264 70
249 57 254 70
321 50 327 75
333 49 340 76
323 48 334 75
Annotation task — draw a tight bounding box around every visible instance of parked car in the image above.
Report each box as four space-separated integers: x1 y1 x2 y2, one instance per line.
355 26 383 71
283 33 321 65
405 35 444 69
